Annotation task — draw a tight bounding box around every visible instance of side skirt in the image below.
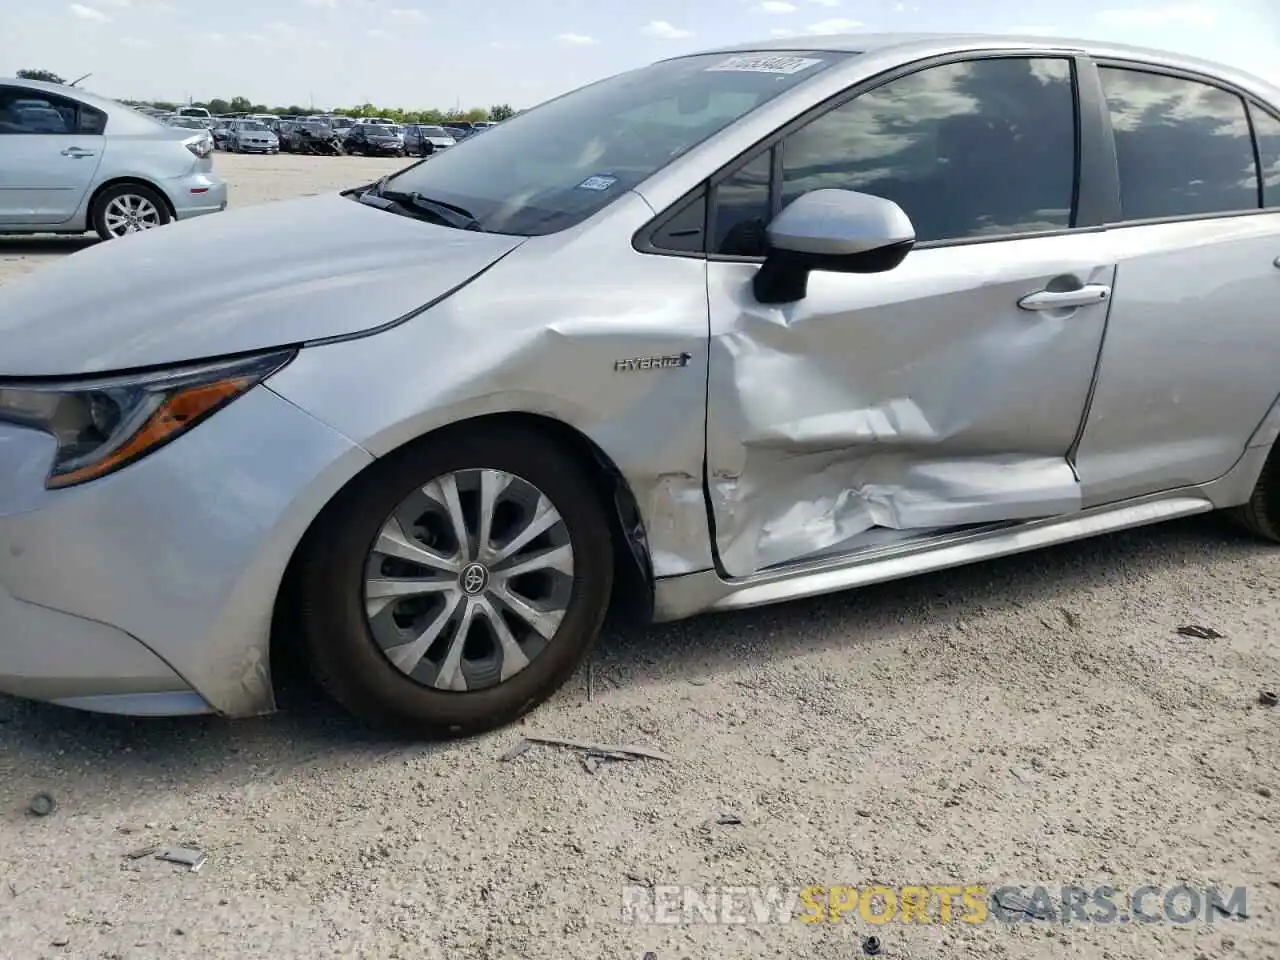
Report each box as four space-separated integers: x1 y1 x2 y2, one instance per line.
652 493 1214 622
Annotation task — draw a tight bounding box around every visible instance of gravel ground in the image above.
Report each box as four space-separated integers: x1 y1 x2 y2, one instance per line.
1 154 1278 960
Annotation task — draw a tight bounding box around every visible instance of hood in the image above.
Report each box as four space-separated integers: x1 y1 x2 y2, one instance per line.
0 193 525 376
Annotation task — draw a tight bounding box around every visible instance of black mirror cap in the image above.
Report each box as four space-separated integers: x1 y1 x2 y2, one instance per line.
752 239 914 305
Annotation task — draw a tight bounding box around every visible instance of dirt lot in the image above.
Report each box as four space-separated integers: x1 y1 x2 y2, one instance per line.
1 153 1278 960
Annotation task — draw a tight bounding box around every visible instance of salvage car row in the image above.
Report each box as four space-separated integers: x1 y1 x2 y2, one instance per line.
174 112 479 157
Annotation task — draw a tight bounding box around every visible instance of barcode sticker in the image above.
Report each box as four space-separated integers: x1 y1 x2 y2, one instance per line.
576 175 619 191
706 55 824 75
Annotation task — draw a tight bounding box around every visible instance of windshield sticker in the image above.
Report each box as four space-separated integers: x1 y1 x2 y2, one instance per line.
576 175 619 191
706 54 824 75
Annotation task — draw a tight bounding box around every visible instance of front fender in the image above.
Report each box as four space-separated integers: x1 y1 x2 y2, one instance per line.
267 204 718 577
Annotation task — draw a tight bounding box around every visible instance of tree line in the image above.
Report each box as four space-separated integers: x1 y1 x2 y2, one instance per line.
14 70 517 124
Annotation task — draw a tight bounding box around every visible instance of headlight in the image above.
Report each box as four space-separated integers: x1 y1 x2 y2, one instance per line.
0 350 294 490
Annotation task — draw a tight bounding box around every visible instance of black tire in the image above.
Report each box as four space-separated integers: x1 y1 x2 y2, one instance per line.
1230 441 1280 541
297 424 615 738
90 182 171 241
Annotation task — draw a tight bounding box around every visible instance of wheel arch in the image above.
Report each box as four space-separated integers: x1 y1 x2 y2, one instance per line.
269 411 657 688
86 176 178 221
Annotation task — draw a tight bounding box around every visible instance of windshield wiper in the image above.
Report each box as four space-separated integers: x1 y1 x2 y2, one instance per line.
369 181 484 231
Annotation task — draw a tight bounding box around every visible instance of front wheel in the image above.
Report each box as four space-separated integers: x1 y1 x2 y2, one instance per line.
298 424 615 738
90 183 171 240
1230 441 1280 541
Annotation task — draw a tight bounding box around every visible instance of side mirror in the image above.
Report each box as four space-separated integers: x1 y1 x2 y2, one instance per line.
753 189 916 305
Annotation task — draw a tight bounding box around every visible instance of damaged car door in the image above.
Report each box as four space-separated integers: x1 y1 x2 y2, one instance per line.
704 55 1115 577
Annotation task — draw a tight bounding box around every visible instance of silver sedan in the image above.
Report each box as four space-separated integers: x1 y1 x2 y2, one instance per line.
3 33 1280 737
0 77 227 240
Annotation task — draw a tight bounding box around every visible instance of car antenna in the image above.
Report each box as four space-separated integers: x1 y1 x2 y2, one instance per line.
68 72 92 87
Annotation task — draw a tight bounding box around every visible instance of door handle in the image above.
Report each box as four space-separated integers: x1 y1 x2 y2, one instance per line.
60 147 96 158
1018 284 1111 311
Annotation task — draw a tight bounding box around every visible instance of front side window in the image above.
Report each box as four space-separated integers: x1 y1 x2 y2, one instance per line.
1099 67 1258 220
712 149 774 256
783 57 1077 244
708 56 1077 254
379 50 850 236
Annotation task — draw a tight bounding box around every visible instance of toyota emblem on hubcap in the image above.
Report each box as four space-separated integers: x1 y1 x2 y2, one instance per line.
459 562 489 596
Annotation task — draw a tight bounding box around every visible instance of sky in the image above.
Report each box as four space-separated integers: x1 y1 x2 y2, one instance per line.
3 0 1279 111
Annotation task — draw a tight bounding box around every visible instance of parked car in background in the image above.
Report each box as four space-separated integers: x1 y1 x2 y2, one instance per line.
168 116 211 132
327 115 356 138
177 105 212 120
0 77 225 240
210 118 233 150
344 121 404 156
285 119 346 155
9 33 1280 741
274 119 294 148
227 118 280 154
442 124 471 141
403 123 456 157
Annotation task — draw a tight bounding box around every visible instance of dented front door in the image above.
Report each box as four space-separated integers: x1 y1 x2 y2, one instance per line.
705 237 1116 578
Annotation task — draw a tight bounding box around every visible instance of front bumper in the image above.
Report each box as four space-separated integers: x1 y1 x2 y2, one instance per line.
0 384 372 718
167 170 229 219
0 577 210 716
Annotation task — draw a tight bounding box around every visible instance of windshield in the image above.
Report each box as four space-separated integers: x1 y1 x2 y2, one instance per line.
380 50 846 236
241 121 267 131
422 126 448 137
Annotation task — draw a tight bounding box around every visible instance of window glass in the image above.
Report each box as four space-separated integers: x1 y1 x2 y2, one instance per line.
79 106 106 135
381 50 849 236
0 87 107 135
777 57 1076 244
1100 67 1257 220
713 150 773 256
652 192 707 253
1249 104 1280 208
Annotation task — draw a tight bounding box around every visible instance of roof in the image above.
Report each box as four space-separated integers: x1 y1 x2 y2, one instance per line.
682 31 1257 90
0 76 125 114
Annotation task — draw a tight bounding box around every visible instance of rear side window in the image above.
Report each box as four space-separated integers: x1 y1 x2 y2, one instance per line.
1250 104 1280 208
1099 67 1258 220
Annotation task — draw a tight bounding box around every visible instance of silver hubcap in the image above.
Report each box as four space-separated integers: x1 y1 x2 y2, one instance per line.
364 469 575 692
103 194 161 236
